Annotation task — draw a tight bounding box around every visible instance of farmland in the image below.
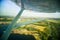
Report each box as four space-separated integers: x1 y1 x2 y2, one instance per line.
0 16 60 40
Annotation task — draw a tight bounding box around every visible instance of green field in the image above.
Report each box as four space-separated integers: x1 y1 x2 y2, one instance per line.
0 17 60 40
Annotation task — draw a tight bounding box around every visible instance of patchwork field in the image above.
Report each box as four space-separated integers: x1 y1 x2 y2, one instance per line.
0 16 60 40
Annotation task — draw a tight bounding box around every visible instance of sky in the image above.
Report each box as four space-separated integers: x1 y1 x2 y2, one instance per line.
0 0 60 18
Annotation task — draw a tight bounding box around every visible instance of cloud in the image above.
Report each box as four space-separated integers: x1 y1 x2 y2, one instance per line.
0 0 60 18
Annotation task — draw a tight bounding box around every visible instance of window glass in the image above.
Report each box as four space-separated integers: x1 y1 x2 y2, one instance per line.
0 0 60 40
